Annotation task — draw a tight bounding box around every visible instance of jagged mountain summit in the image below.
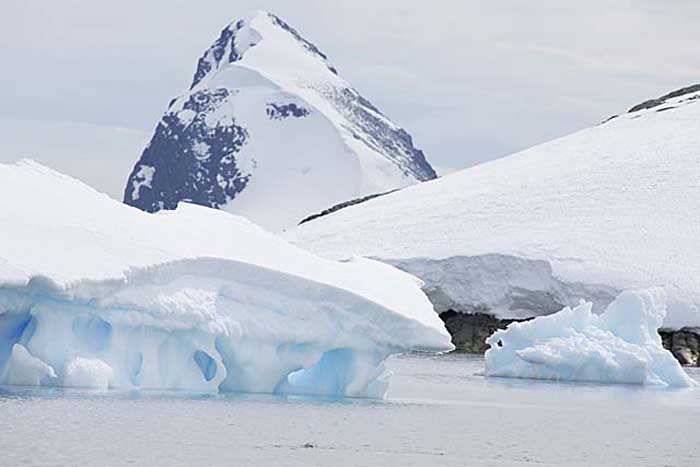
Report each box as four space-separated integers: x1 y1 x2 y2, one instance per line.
287 84 700 329
124 11 436 230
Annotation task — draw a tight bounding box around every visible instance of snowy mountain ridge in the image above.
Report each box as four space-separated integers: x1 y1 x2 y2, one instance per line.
627 83 700 113
124 11 436 230
287 84 700 328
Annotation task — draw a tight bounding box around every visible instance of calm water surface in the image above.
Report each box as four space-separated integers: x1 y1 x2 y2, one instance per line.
1 354 698 467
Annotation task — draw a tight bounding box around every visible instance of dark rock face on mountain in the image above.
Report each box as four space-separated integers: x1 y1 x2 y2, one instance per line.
319 86 436 182
124 89 250 212
124 11 436 229
266 103 310 120
628 84 700 113
191 21 247 89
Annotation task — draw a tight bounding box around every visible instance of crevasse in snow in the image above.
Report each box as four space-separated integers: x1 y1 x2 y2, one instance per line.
484 289 696 387
0 160 452 396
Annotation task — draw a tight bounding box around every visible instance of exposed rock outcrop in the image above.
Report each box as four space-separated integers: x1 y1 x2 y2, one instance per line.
628 83 700 113
439 311 527 354
659 327 700 366
298 189 398 225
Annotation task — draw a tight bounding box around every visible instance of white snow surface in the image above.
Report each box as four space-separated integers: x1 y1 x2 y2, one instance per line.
0 160 451 396
287 90 700 327
130 164 155 201
485 289 697 387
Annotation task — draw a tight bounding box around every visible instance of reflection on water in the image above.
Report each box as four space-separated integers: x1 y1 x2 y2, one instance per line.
0 353 698 467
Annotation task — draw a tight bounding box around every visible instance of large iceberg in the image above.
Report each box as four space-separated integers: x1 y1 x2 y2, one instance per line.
0 160 453 397
484 289 696 387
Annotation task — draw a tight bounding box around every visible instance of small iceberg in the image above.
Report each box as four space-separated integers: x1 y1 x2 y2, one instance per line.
484 289 697 387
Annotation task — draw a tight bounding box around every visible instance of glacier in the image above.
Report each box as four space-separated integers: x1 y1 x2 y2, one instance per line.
287 84 700 328
485 289 697 387
0 160 452 396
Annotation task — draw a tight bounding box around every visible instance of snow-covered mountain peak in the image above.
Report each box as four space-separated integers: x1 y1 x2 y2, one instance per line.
190 11 340 91
125 11 436 231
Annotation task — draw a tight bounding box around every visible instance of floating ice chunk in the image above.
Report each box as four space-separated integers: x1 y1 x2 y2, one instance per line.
0 344 56 387
63 357 114 390
485 289 697 387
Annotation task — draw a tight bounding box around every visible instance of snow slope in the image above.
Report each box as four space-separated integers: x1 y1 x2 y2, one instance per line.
287 85 700 327
124 11 436 231
485 289 696 387
0 160 451 396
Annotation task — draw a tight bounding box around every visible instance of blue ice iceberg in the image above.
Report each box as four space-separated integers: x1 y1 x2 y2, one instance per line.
485 289 696 387
0 161 453 397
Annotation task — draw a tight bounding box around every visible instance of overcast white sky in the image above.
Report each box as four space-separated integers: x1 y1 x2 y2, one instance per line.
2 0 699 170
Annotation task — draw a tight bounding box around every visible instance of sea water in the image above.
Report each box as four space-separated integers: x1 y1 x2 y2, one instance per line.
1 353 698 466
